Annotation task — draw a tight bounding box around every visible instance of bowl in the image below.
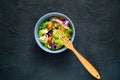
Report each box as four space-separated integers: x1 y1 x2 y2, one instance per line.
34 12 75 53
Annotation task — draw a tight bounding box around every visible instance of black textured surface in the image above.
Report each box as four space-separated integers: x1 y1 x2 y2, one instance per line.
0 0 120 80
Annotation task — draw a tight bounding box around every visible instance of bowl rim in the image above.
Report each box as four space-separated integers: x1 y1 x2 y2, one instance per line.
34 12 75 53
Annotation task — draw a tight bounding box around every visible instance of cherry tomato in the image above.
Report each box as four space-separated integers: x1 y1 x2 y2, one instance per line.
59 16 64 21
47 36 52 43
46 22 52 29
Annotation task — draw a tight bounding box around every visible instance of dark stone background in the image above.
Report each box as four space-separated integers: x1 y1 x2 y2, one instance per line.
0 0 120 80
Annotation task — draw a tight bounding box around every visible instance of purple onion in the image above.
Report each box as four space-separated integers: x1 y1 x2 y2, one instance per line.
62 20 69 26
51 17 69 29
47 30 53 36
49 43 57 49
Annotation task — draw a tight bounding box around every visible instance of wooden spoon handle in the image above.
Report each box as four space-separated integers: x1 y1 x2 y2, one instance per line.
71 48 101 79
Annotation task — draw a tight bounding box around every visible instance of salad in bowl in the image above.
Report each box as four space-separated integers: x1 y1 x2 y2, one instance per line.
34 12 75 53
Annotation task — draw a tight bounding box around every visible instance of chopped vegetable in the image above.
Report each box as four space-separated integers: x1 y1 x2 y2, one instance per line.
39 34 48 44
47 36 52 44
49 43 57 50
46 21 52 29
59 16 64 21
40 21 49 29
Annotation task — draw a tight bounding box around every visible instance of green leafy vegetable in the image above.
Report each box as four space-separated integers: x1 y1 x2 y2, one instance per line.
40 21 49 29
